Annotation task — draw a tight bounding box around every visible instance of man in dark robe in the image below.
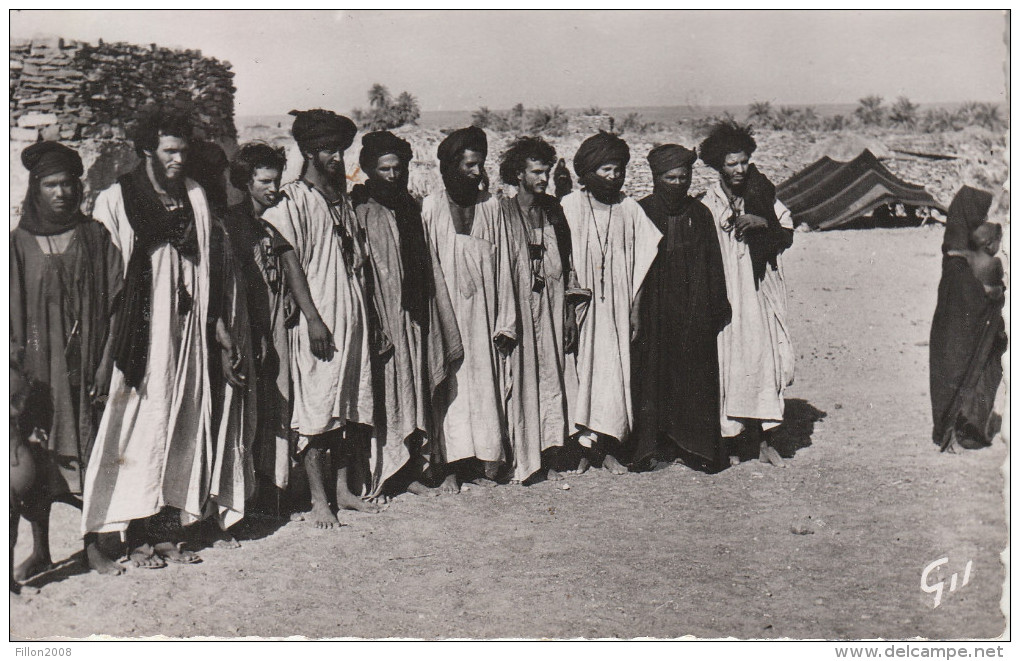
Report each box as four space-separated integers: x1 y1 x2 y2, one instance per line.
929 186 1006 451
11 141 124 579
631 144 731 471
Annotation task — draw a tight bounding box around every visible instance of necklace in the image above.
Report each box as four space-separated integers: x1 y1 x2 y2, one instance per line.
585 192 613 302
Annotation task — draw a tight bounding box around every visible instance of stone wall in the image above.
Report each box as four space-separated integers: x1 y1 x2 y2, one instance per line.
10 36 237 220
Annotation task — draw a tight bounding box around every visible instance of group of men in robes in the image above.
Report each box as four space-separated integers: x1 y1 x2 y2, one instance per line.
11 104 797 583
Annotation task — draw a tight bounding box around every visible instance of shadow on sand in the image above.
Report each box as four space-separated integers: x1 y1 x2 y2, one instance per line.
772 398 827 458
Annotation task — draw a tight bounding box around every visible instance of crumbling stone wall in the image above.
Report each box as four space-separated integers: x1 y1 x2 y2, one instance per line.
10 36 237 220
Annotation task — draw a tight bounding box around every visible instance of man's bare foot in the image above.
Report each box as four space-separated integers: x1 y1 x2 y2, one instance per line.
407 481 441 497
439 474 460 494
729 455 741 467
469 476 498 488
546 468 564 482
759 442 786 468
570 457 591 475
483 460 501 481
336 490 384 514
14 552 54 582
128 543 166 569
153 542 201 564
86 541 125 576
213 536 241 550
308 504 337 529
603 454 628 475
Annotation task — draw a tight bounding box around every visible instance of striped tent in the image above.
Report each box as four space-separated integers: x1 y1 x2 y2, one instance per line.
777 150 944 230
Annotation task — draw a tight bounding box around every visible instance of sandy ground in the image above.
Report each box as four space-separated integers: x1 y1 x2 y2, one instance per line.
10 223 1007 640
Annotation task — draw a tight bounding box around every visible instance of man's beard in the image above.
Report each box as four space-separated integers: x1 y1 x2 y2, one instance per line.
443 169 482 207
723 173 747 196
313 157 346 187
581 173 624 205
152 157 185 194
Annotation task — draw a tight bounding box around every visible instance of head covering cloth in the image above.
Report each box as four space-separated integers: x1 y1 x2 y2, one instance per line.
359 130 413 176
437 126 488 207
289 109 357 152
573 131 630 178
647 144 697 177
942 186 994 253
18 141 86 236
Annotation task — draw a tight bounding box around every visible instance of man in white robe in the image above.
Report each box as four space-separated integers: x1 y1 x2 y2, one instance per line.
698 120 795 467
82 108 250 570
498 137 580 483
262 109 378 526
561 132 662 474
421 126 518 491
351 130 463 498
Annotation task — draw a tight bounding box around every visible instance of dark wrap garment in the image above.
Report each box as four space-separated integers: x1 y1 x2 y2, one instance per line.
10 220 123 494
741 164 793 288
929 186 1006 450
111 165 199 389
631 193 731 467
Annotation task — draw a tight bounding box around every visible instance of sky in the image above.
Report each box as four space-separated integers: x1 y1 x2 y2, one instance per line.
9 9 1009 117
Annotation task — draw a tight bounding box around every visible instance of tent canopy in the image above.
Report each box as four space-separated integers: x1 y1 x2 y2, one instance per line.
777 150 945 230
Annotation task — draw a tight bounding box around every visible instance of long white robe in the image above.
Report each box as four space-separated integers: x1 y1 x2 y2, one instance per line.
702 178 795 438
82 178 248 533
502 196 569 481
262 181 374 438
421 190 515 465
561 191 661 442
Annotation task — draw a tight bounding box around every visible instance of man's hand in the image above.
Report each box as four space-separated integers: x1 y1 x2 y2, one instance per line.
215 317 246 389
307 317 336 361
494 332 516 357
733 213 768 240
220 345 246 390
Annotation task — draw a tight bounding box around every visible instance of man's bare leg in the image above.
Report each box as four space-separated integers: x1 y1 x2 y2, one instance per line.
759 428 786 468
333 441 383 514
470 459 501 487
13 503 53 582
303 446 338 528
406 456 441 497
84 533 124 576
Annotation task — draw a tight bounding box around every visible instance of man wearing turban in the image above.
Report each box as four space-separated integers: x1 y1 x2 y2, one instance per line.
420 126 518 491
631 144 731 471
698 120 795 467
350 130 463 498
82 107 252 570
11 142 124 580
560 132 662 474
262 109 379 526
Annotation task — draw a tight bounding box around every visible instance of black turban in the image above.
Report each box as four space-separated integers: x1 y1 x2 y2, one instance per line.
359 130 413 175
289 109 357 152
647 144 697 177
21 141 83 179
942 185 994 253
573 131 630 178
437 126 488 167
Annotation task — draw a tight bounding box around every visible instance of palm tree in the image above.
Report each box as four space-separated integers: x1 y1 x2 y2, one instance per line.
855 95 885 126
472 106 494 128
888 96 918 128
747 101 773 128
395 91 420 125
368 83 391 110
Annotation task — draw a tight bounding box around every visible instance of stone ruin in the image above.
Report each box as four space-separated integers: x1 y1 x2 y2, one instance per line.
9 36 238 221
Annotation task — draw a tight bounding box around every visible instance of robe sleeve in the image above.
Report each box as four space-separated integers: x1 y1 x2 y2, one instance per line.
491 205 518 342
9 235 26 356
702 208 732 333
628 200 663 302
775 198 795 230
92 185 133 269
262 193 305 263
